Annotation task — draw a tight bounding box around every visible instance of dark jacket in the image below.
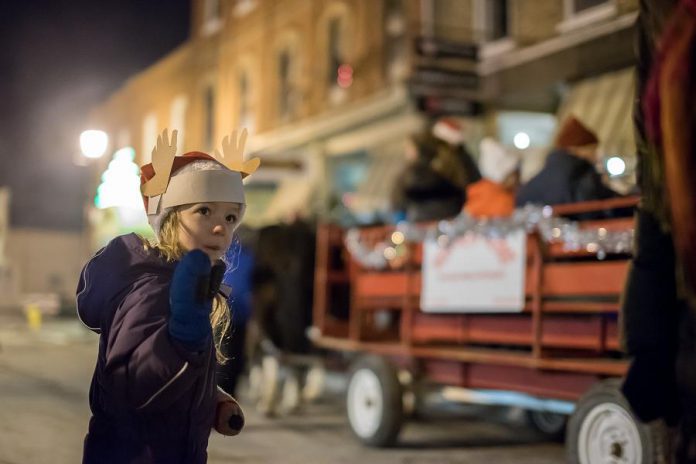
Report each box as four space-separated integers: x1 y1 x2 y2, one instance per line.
393 157 464 222
76 233 217 464
516 149 618 208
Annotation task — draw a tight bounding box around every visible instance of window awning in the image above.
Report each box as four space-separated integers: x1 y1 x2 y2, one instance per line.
556 67 635 159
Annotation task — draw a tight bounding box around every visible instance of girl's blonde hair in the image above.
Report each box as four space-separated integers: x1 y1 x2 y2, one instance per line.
142 209 231 363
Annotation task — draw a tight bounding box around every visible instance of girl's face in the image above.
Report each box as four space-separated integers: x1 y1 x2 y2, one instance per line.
177 202 242 262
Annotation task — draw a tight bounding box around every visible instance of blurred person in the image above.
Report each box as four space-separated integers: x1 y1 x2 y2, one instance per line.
431 117 482 191
515 115 619 208
76 130 252 463
217 224 256 397
390 133 464 222
464 138 520 219
621 0 696 461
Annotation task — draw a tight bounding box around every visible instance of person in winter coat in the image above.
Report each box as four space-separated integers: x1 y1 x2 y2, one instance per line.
76 129 257 464
464 137 520 219
390 133 465 222
515 115 619 210
622 0 696 461
216 225 256 397
431 117 482 192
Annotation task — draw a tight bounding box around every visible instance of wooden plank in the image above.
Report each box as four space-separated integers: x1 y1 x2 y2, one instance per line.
467 315 533 345
541 316 602 350
542 301 620 314
542 261 629 296
313 336 628 375
551 196 638 215
468 364 598 400
354 272 409 298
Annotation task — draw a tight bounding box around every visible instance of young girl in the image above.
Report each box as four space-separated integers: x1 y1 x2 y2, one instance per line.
76 129 258 463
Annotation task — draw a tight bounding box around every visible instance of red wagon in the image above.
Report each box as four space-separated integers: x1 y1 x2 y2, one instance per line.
310 197 655 463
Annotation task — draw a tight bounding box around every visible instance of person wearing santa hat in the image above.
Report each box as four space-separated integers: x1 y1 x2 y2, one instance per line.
77 129 257 463
431 117 481 192
464 138 520 218
515 115 619 215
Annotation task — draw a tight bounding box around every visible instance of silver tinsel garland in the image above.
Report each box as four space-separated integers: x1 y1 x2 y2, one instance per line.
345 205 635 270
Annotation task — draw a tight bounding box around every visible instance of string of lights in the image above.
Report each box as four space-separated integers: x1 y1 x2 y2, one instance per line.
344 205 635 270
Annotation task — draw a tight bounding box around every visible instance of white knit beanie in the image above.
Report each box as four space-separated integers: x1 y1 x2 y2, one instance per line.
149 159 246 238
478 138 520 184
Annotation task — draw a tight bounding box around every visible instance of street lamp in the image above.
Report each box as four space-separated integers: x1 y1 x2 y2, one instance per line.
79 130 109 159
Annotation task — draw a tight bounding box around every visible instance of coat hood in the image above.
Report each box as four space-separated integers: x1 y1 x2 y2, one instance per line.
76 233 175 333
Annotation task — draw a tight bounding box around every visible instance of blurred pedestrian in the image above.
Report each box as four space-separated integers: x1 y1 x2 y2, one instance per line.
390 133 464 222
431 117 481 191
464 137 520 219
217 224 256 397
516 115 619 210
76 130 251 463
622 0 696 461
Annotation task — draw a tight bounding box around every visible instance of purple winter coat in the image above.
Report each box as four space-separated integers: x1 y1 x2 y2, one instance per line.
76 233 217 464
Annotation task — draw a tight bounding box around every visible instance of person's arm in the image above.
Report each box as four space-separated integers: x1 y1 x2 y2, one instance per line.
103 250 218 413
102 274 211 413
621 208 681 424
573 169 619 203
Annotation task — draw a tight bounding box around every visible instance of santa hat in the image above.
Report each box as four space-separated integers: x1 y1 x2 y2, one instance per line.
140 129 260 238
478 137 519 184
554 115 599 149
432 117 466 145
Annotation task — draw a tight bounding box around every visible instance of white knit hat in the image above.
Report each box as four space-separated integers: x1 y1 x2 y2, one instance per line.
147 159 247 238
478 138 520 184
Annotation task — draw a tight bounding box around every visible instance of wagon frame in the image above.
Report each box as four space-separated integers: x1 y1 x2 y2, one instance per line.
310 197 655 462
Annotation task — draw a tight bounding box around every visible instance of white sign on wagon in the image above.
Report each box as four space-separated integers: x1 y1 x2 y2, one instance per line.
421 230 526 313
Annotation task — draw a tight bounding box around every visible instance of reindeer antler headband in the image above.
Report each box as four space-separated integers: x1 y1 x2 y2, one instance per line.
141 128 260 197
140 128 260 219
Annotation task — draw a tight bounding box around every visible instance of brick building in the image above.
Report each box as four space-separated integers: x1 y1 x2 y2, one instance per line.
89 0 639 228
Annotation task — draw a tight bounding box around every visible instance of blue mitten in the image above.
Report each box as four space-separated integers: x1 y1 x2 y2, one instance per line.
169 250 213 350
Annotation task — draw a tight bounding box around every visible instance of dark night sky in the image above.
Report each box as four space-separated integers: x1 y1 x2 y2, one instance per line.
0 0 190 231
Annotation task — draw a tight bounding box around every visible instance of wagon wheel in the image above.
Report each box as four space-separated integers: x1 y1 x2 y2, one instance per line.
526 410 567 441
346 355 404 447
566 379 655 464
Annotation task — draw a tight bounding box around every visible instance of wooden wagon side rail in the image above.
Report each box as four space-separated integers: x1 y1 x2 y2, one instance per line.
311 197 638 398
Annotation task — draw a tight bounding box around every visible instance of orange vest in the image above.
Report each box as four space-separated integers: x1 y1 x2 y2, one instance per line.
464 179 515 219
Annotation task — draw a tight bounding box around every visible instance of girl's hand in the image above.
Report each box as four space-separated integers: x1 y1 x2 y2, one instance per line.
168 250 213 348
215 390 245 436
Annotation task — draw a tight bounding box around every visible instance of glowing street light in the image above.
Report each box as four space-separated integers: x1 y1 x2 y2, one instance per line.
80 130 109 159
513 132 531 150
606 156 626 177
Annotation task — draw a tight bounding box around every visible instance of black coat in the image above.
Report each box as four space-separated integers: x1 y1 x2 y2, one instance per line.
77 234 217 464
393 157 464 222
516 149 618 207
622 209 696 423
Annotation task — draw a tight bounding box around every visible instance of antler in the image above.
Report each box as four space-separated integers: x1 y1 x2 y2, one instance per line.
214 129 260 178
141 129 178 196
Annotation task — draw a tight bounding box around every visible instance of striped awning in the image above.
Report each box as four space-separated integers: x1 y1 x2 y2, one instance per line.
557 68 635 159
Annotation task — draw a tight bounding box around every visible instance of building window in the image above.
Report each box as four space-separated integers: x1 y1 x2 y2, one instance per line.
384 0 407 81
117 128 131 149
487 0 509 41
327 18 344 87
238 71 255 131
474 0 509 42
203 86 215 150
202 0 223 36
233 0 257 17
169 95 187 150
141 112 158 164
558 0 616 33
278 50 294 120
571 0 609 14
